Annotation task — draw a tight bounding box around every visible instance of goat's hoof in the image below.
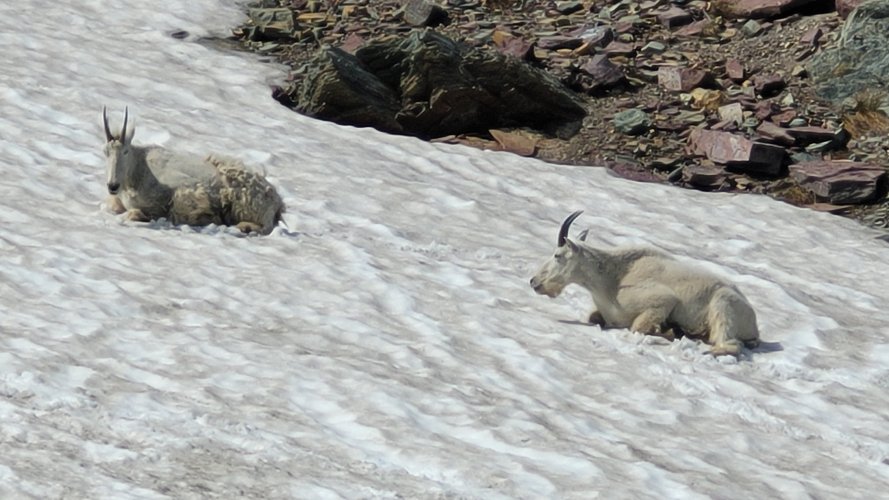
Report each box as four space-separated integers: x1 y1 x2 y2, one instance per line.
588 311 606 326
236 221 263 234
743 338 761 349
659 327 677 342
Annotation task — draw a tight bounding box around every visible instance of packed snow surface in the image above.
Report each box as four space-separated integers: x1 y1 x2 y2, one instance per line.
1 1 888 498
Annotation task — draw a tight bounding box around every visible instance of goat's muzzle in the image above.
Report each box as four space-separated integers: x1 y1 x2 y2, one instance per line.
107 182 120 195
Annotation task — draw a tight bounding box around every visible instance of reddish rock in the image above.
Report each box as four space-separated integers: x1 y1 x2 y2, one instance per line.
770 108 797 126
836 0 868 19
753 73 786 96
578 54 627 93
688 129 786 175
492 31 535 60
683 164 731 190
658 66 715 92
339 33 366 54
674 20 710 37
657 6 694 28
789 161 887 204
602 41 636 56
489 129 537 156
785 126 840 145
711 0 822 19
756 121 796 146
725 59 745 82
754 100 779 120
537 36 583 50
799 26 824 45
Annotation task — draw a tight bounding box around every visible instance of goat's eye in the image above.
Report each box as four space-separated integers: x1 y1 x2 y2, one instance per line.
123 149 129 155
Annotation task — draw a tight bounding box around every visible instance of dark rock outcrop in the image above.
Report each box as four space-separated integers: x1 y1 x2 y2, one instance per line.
295 29 586 139
809 1 889 107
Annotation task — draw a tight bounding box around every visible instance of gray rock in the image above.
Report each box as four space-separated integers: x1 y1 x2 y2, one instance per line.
245 8 294 41
809 1 889 109
613 109 651 136
296 48 403 133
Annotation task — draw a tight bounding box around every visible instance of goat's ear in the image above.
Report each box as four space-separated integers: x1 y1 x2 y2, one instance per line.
565 238 581 254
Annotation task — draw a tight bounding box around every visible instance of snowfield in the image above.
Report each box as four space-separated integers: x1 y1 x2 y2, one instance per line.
1 1 888 498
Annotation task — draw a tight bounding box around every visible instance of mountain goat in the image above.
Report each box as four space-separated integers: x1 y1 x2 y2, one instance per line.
102 107 285 235
530 211 760 356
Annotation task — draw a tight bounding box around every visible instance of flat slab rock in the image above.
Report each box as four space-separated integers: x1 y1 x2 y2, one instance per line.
687 128 786 176
789 160 887 204
710 0 822 19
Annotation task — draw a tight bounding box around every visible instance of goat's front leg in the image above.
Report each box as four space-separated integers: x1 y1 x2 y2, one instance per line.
619 286 679 341
106 195 126 214
630 311 676 341
125 208 150 222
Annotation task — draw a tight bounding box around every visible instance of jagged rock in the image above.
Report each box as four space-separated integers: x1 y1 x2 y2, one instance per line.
296 48 404 133
573 54 627 94
836 0 868 18
244 8 295 41
687 129 786 176
710 0 822 19
789 160 887 203
810 1 889 108
297 30 585 139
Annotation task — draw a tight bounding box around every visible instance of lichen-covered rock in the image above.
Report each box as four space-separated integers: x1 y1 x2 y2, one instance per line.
809 1 889 107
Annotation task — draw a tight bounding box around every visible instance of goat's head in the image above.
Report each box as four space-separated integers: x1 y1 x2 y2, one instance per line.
530 210 584 298
102 106 134 195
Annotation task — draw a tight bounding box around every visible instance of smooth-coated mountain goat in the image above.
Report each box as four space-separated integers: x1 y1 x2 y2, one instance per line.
102 107 285 235
530 211 760 356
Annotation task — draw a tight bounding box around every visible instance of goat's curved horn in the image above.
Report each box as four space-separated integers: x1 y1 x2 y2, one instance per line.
558 210 583 247
102 106 113 142
120 106 129 141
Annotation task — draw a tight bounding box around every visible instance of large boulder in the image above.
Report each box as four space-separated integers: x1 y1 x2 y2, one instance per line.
295 29 586 139
809 1 889 108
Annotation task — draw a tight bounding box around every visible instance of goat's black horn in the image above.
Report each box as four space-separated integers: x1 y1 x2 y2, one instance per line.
102 106 113 142
120 106 129 141
558 210 583 247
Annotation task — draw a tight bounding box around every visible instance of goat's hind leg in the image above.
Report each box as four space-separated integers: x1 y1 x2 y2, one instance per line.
706 287 757 356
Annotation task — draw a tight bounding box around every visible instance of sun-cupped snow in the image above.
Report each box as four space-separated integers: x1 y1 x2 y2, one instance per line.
0 1 888 498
